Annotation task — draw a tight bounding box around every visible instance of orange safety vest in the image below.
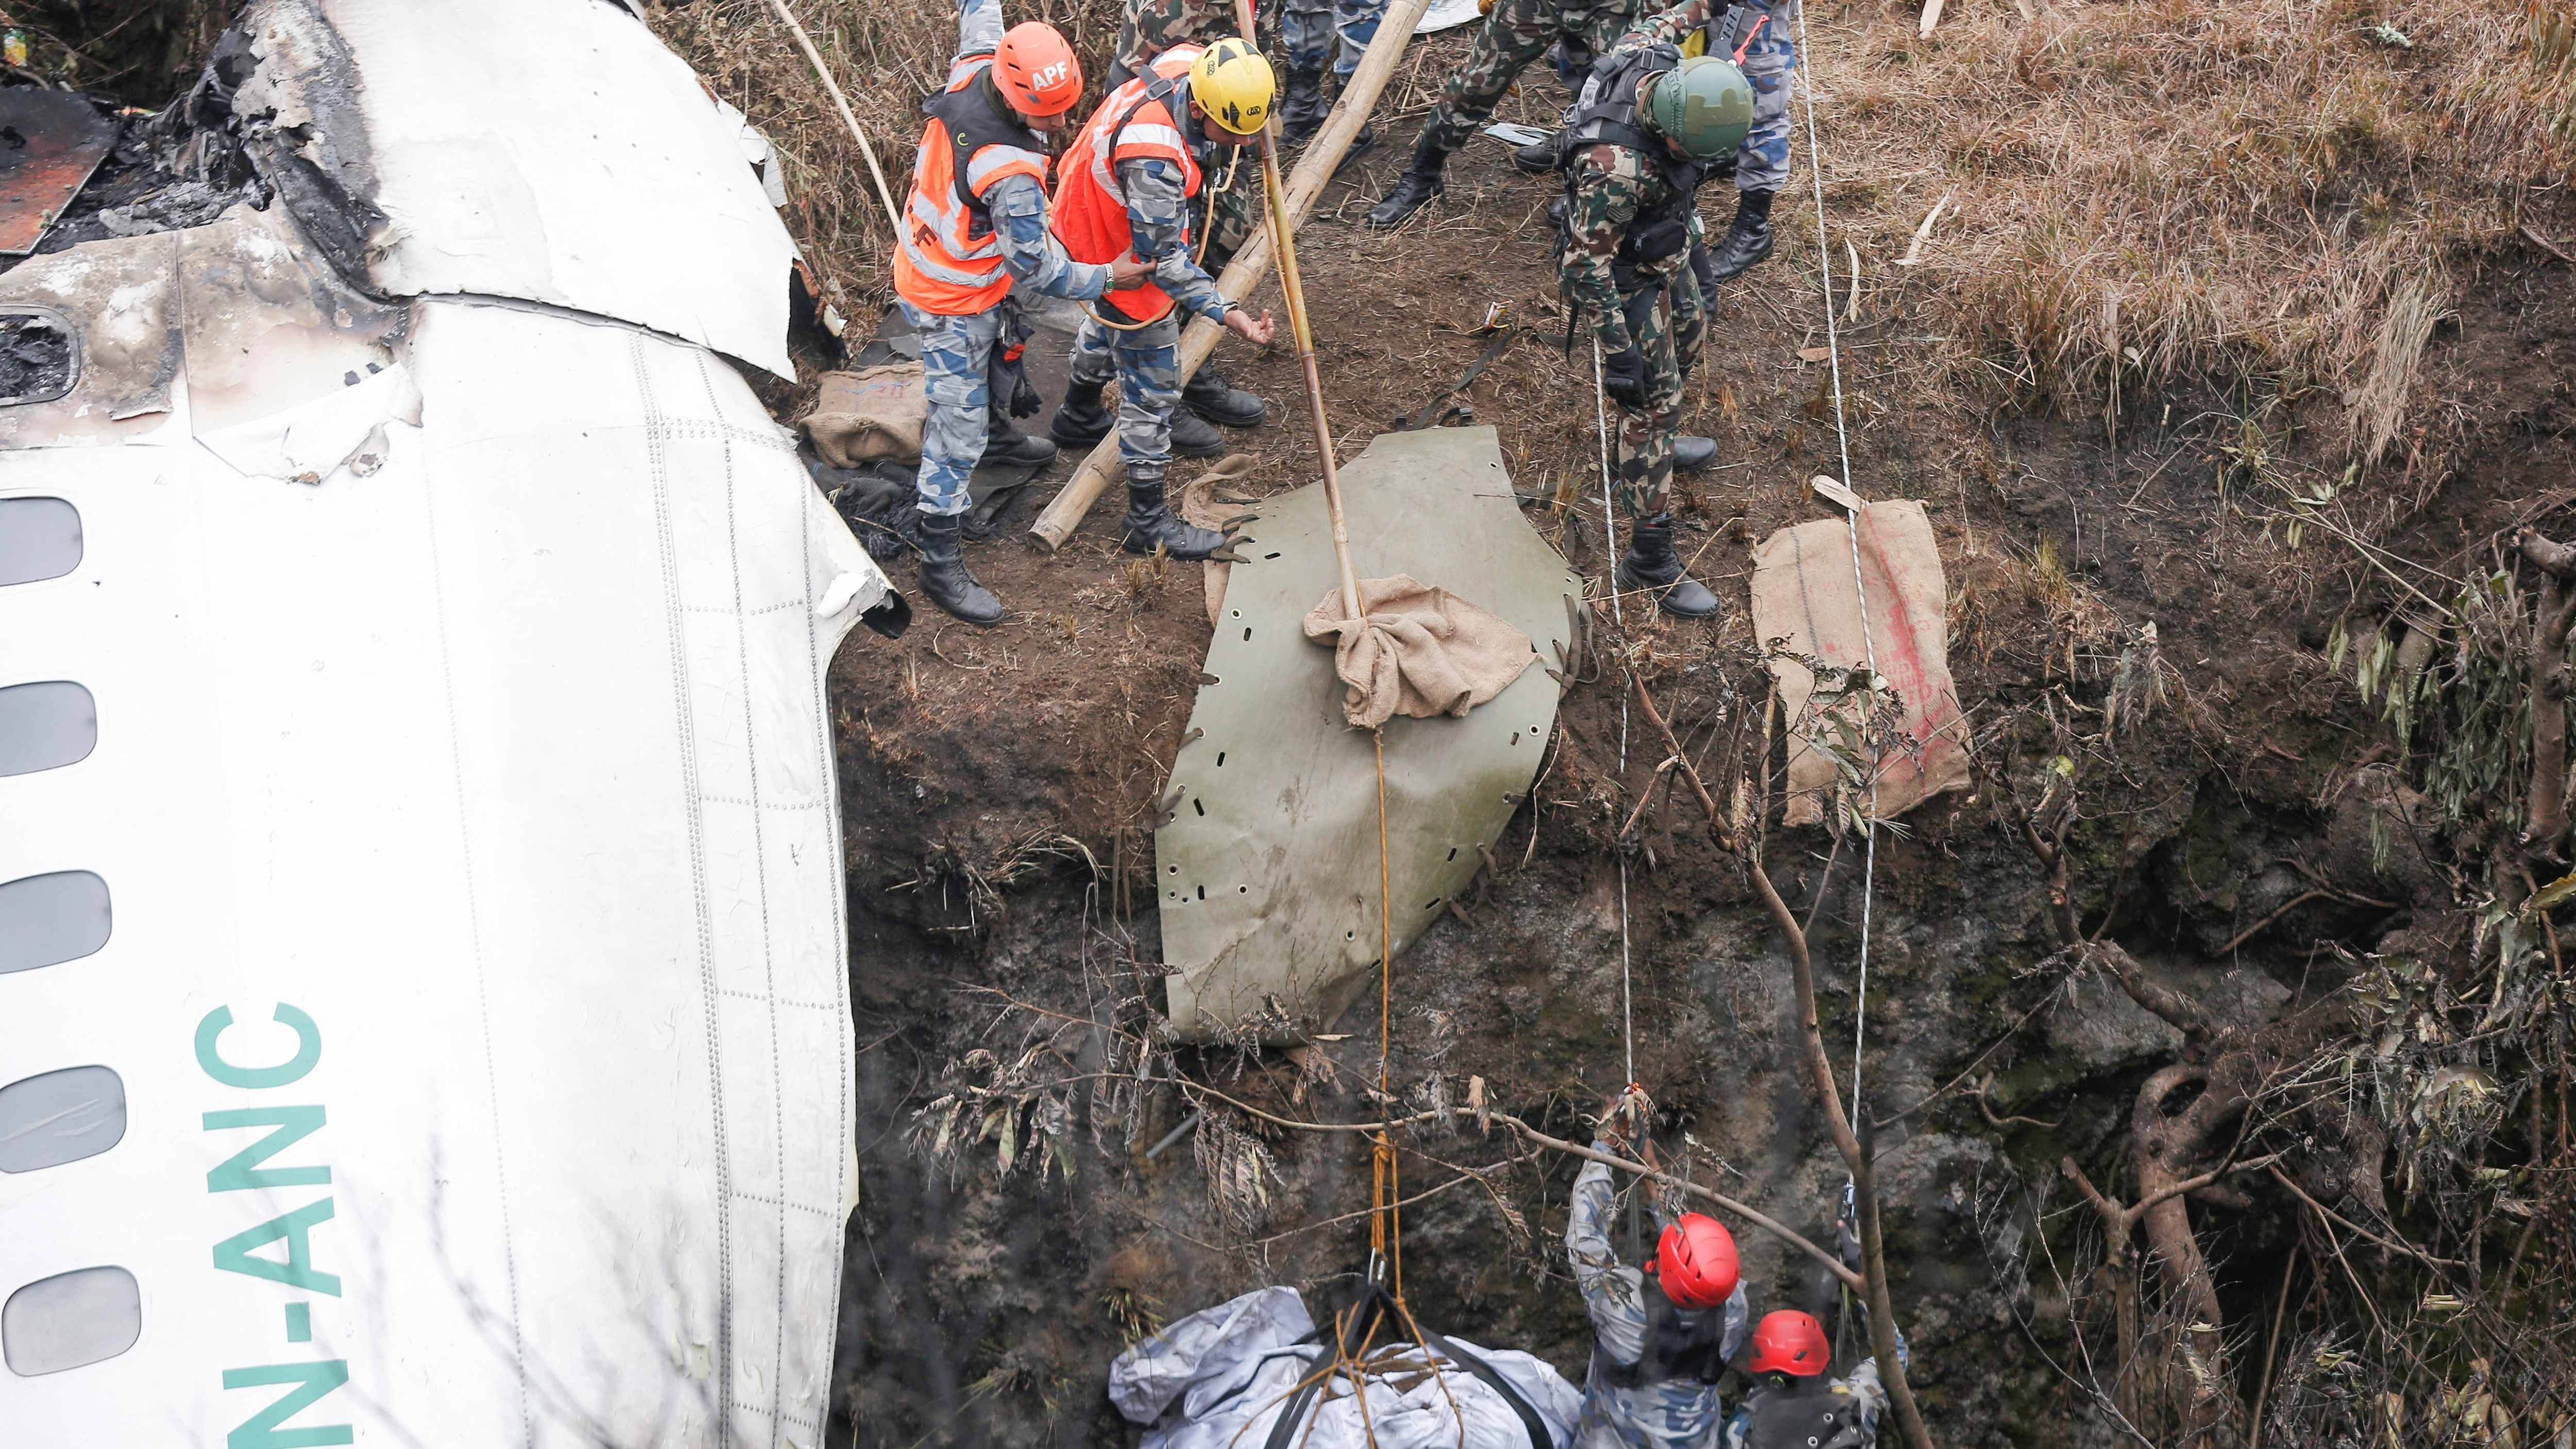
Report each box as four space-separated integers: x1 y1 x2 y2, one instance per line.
892 55 1055 316
1050 47 1206 327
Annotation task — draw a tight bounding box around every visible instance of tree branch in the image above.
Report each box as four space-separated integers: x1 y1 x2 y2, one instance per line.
1170 1079 1867 1287
1748 847 1939 1449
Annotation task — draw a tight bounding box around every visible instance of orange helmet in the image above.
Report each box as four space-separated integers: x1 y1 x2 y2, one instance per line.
1749 1309 1831 1376
1653 1214 1740 1309
992 23 1082 117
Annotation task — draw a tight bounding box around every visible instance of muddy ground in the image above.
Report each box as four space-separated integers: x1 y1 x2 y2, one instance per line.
819 62 2576 1448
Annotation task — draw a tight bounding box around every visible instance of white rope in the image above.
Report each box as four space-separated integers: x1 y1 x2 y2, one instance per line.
1791 0 1879 1123
1592 339 1636 1090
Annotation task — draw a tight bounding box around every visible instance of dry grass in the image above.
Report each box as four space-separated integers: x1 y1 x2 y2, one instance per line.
1802 0 2567 457
655 0 2568 466
649 0 1129 317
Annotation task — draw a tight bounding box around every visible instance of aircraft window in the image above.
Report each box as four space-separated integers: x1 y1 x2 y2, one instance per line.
0 498 80 586
0 870 109 976
0 1066 125 1173
0 312 77 407
3 1267 140 1376
0 680 95 776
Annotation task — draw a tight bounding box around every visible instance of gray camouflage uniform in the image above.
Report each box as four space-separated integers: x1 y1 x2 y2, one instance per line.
1722 1350 1899 1449
1283 0 1388 81
904 0 1114 516
1568 1148 1750 1448
1063 76 1243 490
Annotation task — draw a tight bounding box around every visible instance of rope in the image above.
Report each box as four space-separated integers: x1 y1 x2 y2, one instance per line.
1079 97 1247 333
1372 729 1400 1292
1791 0 1881 1121
1590 340 1638 1094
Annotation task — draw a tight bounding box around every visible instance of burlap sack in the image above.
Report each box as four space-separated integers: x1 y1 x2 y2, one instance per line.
802 364 923 467
1300 574 1536 730
1750 499 1969 825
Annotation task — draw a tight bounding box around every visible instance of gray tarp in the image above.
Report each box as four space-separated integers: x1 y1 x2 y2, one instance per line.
1109 1287 1583 1448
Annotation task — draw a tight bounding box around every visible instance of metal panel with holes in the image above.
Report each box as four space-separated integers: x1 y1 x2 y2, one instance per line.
1156 426 1580 1038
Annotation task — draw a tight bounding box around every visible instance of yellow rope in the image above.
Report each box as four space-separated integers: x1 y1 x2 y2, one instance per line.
1078 142 1246 333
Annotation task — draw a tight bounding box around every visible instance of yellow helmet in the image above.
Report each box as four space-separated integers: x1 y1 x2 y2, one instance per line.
1189 37 1276 137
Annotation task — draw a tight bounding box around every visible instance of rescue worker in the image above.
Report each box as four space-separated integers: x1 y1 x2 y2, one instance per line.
1616 0 1803 285
892 0 1153 626
1557 45 1751 617
1361 0 1649 230
1280 0 1389 145
1047 38 1281 561
1725 1186 1908 1449
1568 1093 1750 1447
1724 1310 1904 1449
1095 4 1274 448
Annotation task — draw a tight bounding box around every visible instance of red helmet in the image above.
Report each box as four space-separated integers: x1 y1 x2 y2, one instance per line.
1653 1214 1740 1309
1749 1309 1831 1376
992 23 1083 117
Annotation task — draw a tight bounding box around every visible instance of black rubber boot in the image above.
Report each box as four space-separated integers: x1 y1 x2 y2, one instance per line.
1674 435 1718 473
1616 512 1720 619
985 417 1058 468
1184 366 1267 428
1170 406 1227 458
1512 136 1556 173
1362 129 1448 230
1122 471 1227 559
1702 189 1778 286
915 510 1005 625
1049 383 1115 448
1281 62 1328 145
1336 123 1378 171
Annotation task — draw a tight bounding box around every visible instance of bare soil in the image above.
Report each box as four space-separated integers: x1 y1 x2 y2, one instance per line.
822 69 2576 1442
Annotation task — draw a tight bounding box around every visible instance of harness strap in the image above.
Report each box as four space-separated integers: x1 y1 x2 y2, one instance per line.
1257 1289 1549 1449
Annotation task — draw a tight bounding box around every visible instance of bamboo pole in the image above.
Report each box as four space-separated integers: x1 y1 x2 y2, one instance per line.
1029 0 1435 551
1233 0 1362 621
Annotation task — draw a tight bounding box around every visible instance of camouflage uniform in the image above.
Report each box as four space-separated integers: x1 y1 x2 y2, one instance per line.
1620 0 1800 192
1111 0 1230 83
1283 0 1388 81
1064 86 1245 491
905 0 1115 516
1420 0 1648 155
1562 140 1706 517
1567 1150 1749 1448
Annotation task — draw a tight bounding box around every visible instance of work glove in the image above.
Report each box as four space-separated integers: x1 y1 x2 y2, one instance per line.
1601 346 1647 410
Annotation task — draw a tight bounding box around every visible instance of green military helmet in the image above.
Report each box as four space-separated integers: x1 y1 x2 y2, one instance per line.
1645 55 1754 161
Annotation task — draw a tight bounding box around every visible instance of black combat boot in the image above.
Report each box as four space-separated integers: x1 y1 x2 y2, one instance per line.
1512 135 1556 173
914 509 1005 625
1616 512 1720 619
1122 469 1227 559
1363 129 1448 230
1281 61 1328 145
985 416 1058 468
1702 189 1778 286
1184 365 1268 428
1674 435 1718 473
1049 382 1116 448
1170 407 1227 458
